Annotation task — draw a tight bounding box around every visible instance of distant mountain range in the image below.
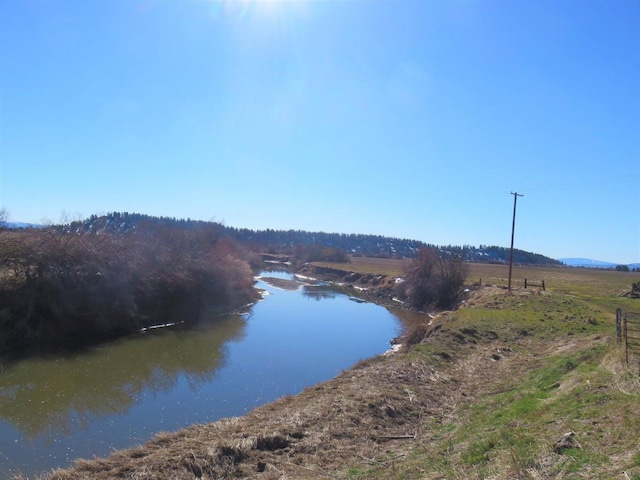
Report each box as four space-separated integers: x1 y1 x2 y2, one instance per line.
560 258 640 270
6 222 44 229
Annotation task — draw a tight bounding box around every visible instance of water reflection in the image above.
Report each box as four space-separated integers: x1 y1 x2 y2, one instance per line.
0 314 245 440
301 285 338 301
386 306 432 326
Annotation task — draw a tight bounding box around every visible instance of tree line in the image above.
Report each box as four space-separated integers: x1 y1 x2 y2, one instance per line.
52 212 561 265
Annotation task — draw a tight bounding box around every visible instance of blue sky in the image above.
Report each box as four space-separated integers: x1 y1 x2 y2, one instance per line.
1 0 639 263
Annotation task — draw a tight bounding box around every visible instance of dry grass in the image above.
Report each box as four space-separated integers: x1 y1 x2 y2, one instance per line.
468 262 636 297
312 257 410 277
314 258 639 299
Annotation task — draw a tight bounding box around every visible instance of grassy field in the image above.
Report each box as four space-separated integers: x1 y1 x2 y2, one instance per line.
27 259 640 479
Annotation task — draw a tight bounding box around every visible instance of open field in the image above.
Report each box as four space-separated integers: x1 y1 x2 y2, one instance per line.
21 260 640 479
316 257 638 309
468 262 636 297
312 256 410 277
327 257 637 295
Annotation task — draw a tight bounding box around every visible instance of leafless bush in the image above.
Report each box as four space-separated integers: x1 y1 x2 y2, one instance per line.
398 247 468 311
0 207 8 227
0 224 258 355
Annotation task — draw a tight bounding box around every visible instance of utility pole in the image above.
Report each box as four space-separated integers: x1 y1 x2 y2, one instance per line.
508 192 524 292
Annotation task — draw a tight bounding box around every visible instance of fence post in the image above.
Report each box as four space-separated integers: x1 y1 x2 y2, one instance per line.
617 309 622 344
624 313 629 364
524 278 528 289
542 280 545 291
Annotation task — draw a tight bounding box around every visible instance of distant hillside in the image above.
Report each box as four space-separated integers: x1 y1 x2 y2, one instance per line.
560 258 617 268
5 222 45 229
59 212 561 265
560 258 640 270
462 244 561 266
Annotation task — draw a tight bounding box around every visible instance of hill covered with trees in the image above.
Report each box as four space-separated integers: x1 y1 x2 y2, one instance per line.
60 212 561 266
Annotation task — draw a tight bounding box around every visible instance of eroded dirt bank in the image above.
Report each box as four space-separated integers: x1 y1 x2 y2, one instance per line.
295 263 401 304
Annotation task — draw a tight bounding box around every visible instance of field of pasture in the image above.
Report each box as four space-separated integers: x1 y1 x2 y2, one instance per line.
340 256 638 309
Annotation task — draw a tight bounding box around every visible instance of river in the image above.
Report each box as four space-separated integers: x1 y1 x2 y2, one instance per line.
0 271 404 478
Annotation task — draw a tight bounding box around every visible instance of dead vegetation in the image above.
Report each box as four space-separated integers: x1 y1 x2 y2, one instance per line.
0 225 259 356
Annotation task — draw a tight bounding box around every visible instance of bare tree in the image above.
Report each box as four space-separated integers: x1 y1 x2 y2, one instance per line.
0 207 8 228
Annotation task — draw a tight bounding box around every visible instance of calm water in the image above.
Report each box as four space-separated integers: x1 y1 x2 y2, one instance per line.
0 271 403 478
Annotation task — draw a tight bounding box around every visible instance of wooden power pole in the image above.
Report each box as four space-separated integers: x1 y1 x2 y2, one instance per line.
508 191 524 292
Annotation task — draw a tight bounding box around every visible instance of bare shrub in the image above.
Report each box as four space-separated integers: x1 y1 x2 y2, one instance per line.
0 223 258 355
399 247 468 311
0 207 8 227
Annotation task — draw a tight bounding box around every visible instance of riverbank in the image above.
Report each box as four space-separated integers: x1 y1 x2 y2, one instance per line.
24 288 514 480
23 264 640 479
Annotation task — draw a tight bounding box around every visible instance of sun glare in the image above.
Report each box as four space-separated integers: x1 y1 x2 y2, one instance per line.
206 0 305 35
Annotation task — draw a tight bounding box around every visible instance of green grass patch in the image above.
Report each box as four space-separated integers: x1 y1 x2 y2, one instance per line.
444 345 613 478
456 292 612 342
462 438 498 465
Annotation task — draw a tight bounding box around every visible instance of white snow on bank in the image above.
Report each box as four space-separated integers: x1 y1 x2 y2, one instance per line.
384 343 402 355
255 276 307 291
140 321 183 333
293 273 317 281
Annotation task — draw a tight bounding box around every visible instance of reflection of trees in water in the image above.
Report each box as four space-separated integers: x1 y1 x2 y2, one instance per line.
0 314 246 440
301 286 338 301
385 305 430 338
